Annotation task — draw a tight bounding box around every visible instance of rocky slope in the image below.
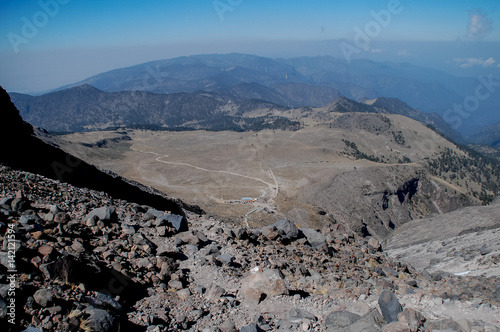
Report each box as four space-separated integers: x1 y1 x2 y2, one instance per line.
1 84 500 331
385 199 500 278
1 165 500 331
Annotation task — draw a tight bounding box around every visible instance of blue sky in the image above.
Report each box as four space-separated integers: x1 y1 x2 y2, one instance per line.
1 0 500 93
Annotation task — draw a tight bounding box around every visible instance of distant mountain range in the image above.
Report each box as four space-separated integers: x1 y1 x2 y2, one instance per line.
49 53 499 133
466 121 500 149
10 84 298 132
9 83 462 143
8 53 500 143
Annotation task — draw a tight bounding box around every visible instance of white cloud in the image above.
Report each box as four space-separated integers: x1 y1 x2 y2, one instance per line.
370 49 382 54
466 9 493 40
453 57 496 68
397 49 411 57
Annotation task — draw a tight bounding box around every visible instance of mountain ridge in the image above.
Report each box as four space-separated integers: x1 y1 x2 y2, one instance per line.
47 53 500 135
9 84 459 143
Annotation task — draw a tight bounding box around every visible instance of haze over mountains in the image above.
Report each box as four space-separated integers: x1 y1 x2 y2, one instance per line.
9 53 500 137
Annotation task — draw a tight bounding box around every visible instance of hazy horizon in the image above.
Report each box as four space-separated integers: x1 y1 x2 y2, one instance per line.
1 0 500 93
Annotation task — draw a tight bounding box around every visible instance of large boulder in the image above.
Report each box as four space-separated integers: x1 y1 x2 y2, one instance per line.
300 228 326 247
378 291 403 323
86 206 116 223
82 307 115 332
33 289 54 308
240 267 288 304
148 209 188 233
271 219 299 240
324 310 361 329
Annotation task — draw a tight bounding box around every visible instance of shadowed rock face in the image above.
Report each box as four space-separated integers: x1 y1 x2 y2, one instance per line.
0 86 190 217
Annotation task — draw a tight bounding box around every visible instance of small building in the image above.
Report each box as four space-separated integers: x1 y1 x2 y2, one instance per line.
241 197 254 203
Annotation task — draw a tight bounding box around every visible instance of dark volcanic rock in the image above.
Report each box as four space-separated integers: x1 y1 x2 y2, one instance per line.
300 228 326 247
272 219 299 240
150 209 188 232
239 323 264 332
40 255 77 283
33 289 54 307
289 308 317 322
324 310 361 329
86 206 117 222
378 290 403 323
82 307 115 332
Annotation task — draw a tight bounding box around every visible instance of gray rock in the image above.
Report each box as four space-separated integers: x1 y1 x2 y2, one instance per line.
165 214 188 232
177 288 191 300
71 240 85 253
289 308 317 322
156 225 167 236
378 290 403 323
493 283 500 302
219 321 237 332
132 233 155 250
240 323 263 332
300 228 326 247
19 214 36 224
82 306 115 332
218 254 234 265
272 219 299 240
158 258 178 280
382 267 398 277
325 310 361 329
234 227 247 239
146 209 164 218
241 268 288 302
49 205 62 215
0 297 6 319
0 284 9 299
168 280 183 290
39 255 75 283
206 283 225 302
86 206 116 222
195 230 209 242
261 226 279 240
424 319 466 332
206 246 221 257
88 292 122 311
0 252 12 270
0 197 13 209
121 224 136 235
11 197 30 212
21 328 43 332
54 211 71 223
344 309 385 332
152 210 188 233
33 289 54 307
195 285 206 294
402 308 426 332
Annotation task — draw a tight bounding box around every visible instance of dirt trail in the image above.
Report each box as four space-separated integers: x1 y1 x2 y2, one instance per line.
131 143 279 200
